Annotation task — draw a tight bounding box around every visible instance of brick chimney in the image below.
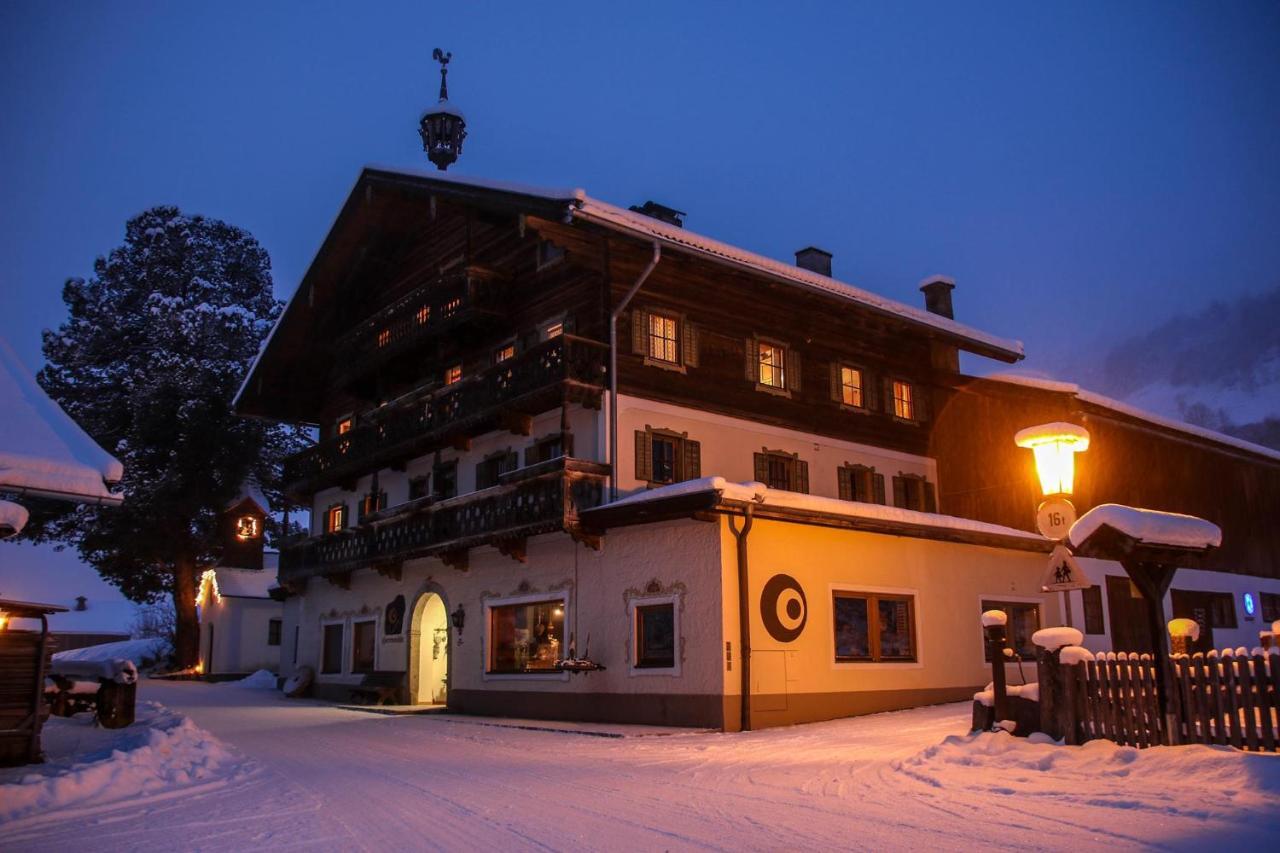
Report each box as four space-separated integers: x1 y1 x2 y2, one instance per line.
795 246 832 277
919 275 956 319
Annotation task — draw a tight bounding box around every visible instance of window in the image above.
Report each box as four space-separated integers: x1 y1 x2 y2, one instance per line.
758 342 786 389
536 240 565 270
1082 585 1106 635
433 460 457 500
408 475 430 502
488 599 565 673
635 603 676 668
892 380 915 420
377 328 391 348
444 364 462 385
268 618 282 646
981 600 1042 660
892 474 936 512
321 623 344 674
635 428 700 486
839 366 864 408
526 434 567 467
494 343 516 363
1262 592 1280 623
442 296 462 318
833 591 916 662
235 515 260 540
753 449 808 493
336 417 353 436
351 620 376 674
293 626 299 664
415 305 430 325
647 313 679 364
543 321 564 340
838 464 885 504
358 490 386 522
476 450 519 490
324 503 347 534
1209 592 1237 629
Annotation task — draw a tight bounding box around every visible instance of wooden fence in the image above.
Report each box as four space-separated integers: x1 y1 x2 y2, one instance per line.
1061 649 1279 751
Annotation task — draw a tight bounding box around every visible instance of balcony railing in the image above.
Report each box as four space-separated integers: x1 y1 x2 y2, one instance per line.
284 334 607 496
279 458 608 583
332 265 506 386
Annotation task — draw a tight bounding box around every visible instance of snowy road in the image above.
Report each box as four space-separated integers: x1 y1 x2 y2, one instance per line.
4 680 1277 852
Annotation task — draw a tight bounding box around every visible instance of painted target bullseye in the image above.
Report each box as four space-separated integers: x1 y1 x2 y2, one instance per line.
760 573 807 643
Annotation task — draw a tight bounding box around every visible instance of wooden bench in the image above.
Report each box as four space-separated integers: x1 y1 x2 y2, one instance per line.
347 671 404 706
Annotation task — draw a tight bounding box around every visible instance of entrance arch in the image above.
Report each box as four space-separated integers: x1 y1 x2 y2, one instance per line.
408 589 450 705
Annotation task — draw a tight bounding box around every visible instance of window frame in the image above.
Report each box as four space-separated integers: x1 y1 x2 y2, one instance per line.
535 239 565 271
628 594 682 677
757 340 788 391
979 598 1043 661
324 502 347 534
1081 585 1106 635
493 340 517 364
432 459 458 500
890 378 916 421
482 591 570 682
267 618 283 647
754 447 807 494
636 426 699 487
838 364 866 410
320 620 345 675
831 587 920 665
350 618 378 675
1261 591 1280 623
443 363 463 386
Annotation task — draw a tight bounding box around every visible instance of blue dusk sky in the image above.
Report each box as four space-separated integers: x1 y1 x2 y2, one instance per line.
2 2 1278 377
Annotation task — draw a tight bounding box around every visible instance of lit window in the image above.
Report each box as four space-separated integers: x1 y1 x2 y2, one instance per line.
635 603 676 668
834 591 916 662
444 364 462 385
636 428 699 485
494 343 516 363
351 620 376 674
544 322 564 340
488 599 565 673
981 600 1041 660
840 366 863 407
753 450 807 493
377 328 391 348
443 297 462 318
892 380 914 420
235 515 260 540
647 313 679 363
758 342 786 389
325 504 346 534
337 417 353 436
416 305 430 325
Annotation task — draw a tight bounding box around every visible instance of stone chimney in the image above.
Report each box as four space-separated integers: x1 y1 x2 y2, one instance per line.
919 275 956 319
795 246 832 277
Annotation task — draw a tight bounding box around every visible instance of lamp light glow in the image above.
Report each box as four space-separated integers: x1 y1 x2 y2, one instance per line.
1015 422 1090 497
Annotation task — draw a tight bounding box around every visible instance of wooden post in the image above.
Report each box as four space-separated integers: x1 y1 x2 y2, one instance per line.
1124 559 1178 745
984 621 1010 723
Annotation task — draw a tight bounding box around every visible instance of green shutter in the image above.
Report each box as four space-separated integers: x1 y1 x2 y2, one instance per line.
635 430 652 482
632 309 647 355
837 467 852 501
682 321 699 368
682 439 701 480
786 348 802 393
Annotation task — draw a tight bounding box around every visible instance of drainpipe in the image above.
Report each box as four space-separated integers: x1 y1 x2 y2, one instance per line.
608 242 662 500
727 505 754 732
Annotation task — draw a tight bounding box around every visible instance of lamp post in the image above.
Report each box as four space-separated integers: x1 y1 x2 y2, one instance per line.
419 48 467 171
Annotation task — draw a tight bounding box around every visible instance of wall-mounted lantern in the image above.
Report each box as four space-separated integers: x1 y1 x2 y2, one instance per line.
450 604 465 632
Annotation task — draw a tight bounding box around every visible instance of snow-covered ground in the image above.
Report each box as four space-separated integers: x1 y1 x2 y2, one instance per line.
2 681 1277 851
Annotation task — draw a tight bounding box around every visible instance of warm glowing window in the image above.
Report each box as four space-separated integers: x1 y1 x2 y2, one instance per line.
444 364 462 385
234 515 260 540
494 343 516 363
488 599 565 673
834 591 916 662
416 305 430 325
325 504 346 534
443 297 462 318
892 380 914 420
758 343 786 389
840 366 864 407
337 417 353 436
336 417 353 455
647 313 679 363
544 321 564 340
377 328 391 348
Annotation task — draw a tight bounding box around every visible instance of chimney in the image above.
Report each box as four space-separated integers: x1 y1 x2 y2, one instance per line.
919 275 956 319
74 596 87 611
795 246 832 277
628 201 685 228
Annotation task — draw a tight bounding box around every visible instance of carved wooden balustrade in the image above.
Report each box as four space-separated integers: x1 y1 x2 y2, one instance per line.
283 334 607 497
278 458 608 585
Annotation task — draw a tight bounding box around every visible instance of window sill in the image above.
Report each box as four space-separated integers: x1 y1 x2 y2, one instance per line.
831 659 924 671
838 403 873 415
754 383 791 398
482 670 570 682
643 357 687 374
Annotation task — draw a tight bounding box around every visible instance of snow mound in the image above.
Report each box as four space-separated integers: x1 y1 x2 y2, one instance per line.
980 610 1007 628
0 701 242 823
1059 646 1096 665
53 637 169 669
1032 627 1083 651
229 669 278 690
893 730 1280 818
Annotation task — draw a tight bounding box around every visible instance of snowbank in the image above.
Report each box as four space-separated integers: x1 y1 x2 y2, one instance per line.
973 682 1039 707
53 637 169 669
229 669 278 690
1068 503 1222 550
0 701 241 823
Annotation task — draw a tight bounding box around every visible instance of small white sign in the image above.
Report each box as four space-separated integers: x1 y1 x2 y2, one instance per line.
1041 544 1090 592
1036 498 1077 540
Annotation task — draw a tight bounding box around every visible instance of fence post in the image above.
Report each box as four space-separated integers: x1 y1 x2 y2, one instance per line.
982 611 1010 724
1167 619 1201 746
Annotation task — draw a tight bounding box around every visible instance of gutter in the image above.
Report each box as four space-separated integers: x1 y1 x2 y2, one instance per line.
607 242 662 500
2 484 124 507
727 504 754 732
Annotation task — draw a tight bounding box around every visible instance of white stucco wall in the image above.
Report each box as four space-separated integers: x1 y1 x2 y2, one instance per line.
200 595 283 675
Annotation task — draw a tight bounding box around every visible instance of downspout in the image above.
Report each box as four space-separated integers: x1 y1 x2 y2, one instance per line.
727 505 754 732
608 242 662 500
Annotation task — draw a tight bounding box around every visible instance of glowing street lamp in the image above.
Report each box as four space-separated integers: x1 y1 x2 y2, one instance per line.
1015 422 1090 498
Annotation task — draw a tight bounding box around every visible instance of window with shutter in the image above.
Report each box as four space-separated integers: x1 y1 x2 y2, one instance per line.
647 312 679 363
634 430 653 482
636 427 701 485
758 342 786 389
408 475 430 502
756 448 804 492
872 473 886 505
892 474 934 511
840 464 879 503
432 460 457 499
832 364 865 408
681 321 699 368
891 379 915 420
837 467 853 501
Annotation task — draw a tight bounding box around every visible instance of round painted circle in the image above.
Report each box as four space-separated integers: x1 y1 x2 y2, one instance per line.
1036 498 1077 540
760 574 808 643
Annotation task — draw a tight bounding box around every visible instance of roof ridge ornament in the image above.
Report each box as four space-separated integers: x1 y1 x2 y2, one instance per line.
420 48 466 171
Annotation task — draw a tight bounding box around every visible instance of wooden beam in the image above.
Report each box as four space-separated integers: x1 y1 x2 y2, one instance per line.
373 561 403 582
568 526 603 552
326 571 352 590
501 411 534 436
440 548 469 572
451 436 472 452
496 538 528 563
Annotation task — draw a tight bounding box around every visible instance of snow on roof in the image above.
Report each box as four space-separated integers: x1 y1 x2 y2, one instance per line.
984 372 1280 463
1068 504 1223 551
0 499 30 536
225 480 269 513
608 476 1046 544
0 335 123 505
571 196 1024 360
421 100 466 120
363 164 585 204
197 567 277 605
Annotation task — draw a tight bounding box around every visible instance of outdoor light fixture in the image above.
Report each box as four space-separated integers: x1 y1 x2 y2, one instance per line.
235 515 260 540
1014 422 1090 498
450 604 465 632
419 48 467 171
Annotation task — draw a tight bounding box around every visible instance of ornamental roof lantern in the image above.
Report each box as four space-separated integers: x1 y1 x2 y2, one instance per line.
419 48 467 171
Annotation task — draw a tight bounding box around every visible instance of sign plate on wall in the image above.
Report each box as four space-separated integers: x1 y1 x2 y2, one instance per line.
1035 498 1077 540
1041 544 1090 592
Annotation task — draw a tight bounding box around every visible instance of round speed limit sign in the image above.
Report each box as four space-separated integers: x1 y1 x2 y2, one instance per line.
1036 498 1077 540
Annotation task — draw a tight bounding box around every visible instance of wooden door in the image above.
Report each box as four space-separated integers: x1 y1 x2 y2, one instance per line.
1105 575 1154 654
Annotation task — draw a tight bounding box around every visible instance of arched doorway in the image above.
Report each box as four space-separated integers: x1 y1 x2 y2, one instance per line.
409 591 449 705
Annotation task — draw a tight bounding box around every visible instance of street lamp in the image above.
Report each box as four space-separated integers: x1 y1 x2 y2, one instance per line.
1014 422 1090 498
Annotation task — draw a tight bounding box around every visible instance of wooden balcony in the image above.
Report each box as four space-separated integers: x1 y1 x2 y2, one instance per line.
332 265 506 388
283 334 607 498
278 458 608 587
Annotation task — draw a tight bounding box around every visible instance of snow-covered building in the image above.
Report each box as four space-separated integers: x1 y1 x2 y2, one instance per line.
196 489 282 678
234 168 1280 729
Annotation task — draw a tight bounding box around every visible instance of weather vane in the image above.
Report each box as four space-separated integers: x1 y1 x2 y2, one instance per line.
432 48 452 102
